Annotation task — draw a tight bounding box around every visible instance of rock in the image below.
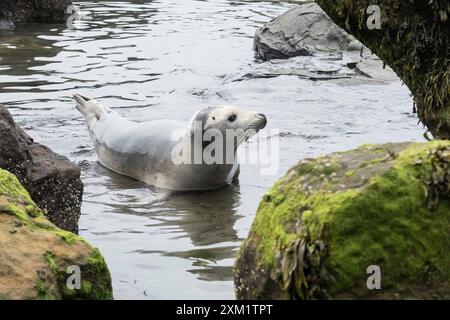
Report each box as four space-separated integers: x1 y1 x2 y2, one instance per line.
315 0 450 138
0 105 82 233
0 169 112 300
251 3 399 83
254 3 359 60
235 141 450 299
0 0 71 25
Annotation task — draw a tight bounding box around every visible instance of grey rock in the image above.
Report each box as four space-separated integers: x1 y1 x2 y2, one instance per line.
251 3 399 83
254 2 359 60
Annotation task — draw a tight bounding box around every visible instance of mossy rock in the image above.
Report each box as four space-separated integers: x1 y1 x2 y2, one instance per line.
0 169 113 300
234 141 450 299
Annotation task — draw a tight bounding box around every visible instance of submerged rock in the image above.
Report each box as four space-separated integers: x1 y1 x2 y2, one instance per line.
0 0 71 26
0 169 112 300
254 3 360 60
235 141 450 299
0 105 82 233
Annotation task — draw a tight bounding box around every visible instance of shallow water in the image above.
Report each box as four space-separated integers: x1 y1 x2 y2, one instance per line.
0 0 424 299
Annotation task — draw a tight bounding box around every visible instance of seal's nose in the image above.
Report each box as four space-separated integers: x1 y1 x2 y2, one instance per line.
256 113 267 129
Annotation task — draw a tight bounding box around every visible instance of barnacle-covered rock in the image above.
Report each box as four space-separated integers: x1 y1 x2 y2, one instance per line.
0 105 82 233
234 141 450 299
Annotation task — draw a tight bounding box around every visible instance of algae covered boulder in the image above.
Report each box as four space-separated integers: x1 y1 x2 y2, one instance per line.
234 141 450 299
0 169 112 300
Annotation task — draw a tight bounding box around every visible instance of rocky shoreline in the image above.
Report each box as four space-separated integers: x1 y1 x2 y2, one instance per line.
0 106 82 233
0 106 113 299
0 0 448 301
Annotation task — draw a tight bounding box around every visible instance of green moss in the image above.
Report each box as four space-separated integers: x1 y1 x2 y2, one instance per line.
0 169 33 204
0 169 47 226
359 161 370 168
84 248 114 300
25 205 42 218
35 278 55 300
325 169 450 293
0 169 113 300
54 229 84 245
345 170 356 177
297 161 315 175
251 180 301 267
297 159 341 177
240 141 450 299
81 281 93 296
44 251 57 272
43 249 113 300
5 202 83 245
322 161 341 175
0 171 83 245
6 203 31 224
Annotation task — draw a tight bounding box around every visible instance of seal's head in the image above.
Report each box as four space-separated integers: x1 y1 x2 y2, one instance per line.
189 105 267 148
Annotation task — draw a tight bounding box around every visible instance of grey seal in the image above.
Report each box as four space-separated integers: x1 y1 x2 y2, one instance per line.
74 94 267 191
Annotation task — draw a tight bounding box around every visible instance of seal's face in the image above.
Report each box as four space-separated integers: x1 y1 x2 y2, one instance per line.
189 106 267 147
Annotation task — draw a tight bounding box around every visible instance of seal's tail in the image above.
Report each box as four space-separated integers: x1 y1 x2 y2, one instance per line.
73 93 110 125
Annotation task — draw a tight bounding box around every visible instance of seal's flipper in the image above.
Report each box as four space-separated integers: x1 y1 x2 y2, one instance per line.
73 93 110 125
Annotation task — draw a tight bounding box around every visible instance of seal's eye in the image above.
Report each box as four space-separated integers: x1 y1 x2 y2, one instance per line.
228 114 237 122
212 117 216 120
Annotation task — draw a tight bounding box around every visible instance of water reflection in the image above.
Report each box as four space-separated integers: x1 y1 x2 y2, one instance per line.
0 26 63 85
86 160 241 283
97 162 241 244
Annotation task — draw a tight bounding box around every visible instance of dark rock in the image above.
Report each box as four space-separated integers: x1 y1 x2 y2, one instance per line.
254 2 361 60
0 105 82 233
0 0 71 24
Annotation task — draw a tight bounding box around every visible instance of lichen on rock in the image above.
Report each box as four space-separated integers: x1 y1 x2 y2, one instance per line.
0 169 113 300
234 141 450 299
